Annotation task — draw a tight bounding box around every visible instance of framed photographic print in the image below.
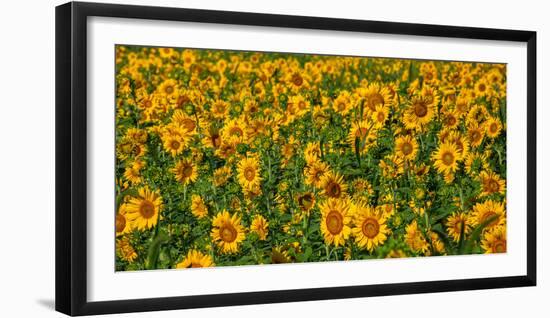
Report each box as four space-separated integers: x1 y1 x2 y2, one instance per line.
55 1 536 316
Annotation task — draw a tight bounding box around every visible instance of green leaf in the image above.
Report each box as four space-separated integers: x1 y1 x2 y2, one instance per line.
462 214 499 254
146 232 169 270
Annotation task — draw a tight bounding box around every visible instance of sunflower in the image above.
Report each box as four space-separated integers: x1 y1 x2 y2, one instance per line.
467 123 485 148
211 210 246 254
363 82 392 112
432 141 460 175
213 166 232 187
441 109 460 129
332 90 352 115
479 170 506 196
176 250 214 269
371 104 389 128
172 109 200 133
250 215 269 240
297 192 316 213
237 156 262 190
351 202 389 251
474 78 491 98
395 135 418 160
320 198 352 247
116 237 138 262
123 160 144 184
271 247 291 264
116 203 132 236
470 199 506 230
162 133 188 157
485 117 503 138
347 120 377 154
404 220 429 254
446 212 472 242
190 195 208 218
481 226 507 254
304 160 329 188
320 171 348 199
221 117 246 145
210 99 229 119
125 187 163 230
157 79 179 99
403 96 434 130
172 159 198 185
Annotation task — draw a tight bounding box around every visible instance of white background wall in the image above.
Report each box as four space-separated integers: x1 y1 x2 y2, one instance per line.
0 0 546 317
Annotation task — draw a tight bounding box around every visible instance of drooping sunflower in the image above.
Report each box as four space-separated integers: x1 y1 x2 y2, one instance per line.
481 226 507 254
403 96 434 130
237 156 262 190
176 250 214 269
211 210 246 254
395 135 418 160
470 199 506 229
479 170 506 197
351 202 389 252
125 187 163 230
190 195 208 219
320 171 348 199
446 212 472 242
432 141 460 175
172 159 198 185
250 215 269 240
320 198 352 247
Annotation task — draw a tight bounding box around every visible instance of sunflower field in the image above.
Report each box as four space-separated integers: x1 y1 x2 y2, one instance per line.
114 45 507 271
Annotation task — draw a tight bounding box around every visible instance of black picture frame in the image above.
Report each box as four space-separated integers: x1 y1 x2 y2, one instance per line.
55 1 537 316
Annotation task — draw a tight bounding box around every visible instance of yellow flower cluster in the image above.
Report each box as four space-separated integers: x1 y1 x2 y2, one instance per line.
114 45 507 271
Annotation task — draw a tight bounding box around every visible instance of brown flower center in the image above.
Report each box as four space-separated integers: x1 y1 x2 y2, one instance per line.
414 101 428 117
485 179 500 193
139 200 155 219
165 85 174 95
362 217 380 238
376 111 385 123
481 211 499 227
442 151 455 165
116 213 126 232
292 73 303 86
401 142 413 155
229 127 243 137
368 93 384 111
326 211 344 235
220 224 237 243
181 164 193 178
326 181 341 198
244 167 256 181
171 140 181 150
478 83 486 92
181 119 196 131
493 240 506 253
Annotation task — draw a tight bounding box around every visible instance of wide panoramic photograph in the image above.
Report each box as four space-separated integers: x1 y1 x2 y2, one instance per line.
114 45 507 271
